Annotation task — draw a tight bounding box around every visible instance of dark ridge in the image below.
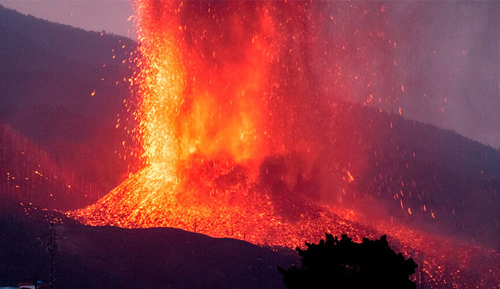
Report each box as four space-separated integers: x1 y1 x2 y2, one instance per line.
0 5 136 65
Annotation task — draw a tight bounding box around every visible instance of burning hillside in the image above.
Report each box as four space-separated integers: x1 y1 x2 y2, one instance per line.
70 1 500 288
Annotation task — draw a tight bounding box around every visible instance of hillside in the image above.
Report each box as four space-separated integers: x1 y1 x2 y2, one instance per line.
0 5 136 198
0 123 101 210
0 5 135 65
321 102 500 250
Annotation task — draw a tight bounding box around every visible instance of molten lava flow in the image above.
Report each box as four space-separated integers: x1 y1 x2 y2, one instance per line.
71 1 500 288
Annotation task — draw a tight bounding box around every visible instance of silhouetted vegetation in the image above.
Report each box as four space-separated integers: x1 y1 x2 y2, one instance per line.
278 234 417 289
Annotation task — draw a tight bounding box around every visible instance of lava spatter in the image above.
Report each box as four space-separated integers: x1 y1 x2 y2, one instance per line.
70 1 500 288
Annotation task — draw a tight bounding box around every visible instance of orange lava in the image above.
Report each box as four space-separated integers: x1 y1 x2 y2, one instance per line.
71 1 500 288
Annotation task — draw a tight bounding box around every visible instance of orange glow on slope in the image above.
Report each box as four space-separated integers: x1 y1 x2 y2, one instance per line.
70 1 500 288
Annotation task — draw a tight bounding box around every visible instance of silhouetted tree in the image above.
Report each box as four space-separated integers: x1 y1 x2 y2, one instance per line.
278 234 417 289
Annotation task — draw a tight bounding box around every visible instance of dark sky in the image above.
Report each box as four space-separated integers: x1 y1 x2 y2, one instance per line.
1 0 499 149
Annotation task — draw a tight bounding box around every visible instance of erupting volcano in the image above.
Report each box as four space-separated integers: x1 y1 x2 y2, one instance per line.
70 1 500 288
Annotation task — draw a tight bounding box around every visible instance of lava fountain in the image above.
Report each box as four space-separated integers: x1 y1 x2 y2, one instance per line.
71 1 500 288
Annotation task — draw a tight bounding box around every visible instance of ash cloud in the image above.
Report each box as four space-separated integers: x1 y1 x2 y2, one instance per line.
384 2 500 148
312 1 500 148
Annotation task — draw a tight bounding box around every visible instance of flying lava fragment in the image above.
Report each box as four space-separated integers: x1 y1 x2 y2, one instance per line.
70 1 500 288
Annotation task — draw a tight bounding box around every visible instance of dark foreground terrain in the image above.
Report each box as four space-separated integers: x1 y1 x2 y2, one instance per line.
0 198 296 289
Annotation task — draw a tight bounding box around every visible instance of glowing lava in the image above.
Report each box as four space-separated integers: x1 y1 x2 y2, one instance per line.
71 1 500 288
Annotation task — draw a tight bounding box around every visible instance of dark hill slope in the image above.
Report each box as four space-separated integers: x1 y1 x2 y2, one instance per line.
0 5 135 65
0 6 136 195
0 123 100 210
320 102 500 250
